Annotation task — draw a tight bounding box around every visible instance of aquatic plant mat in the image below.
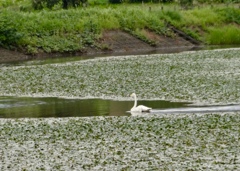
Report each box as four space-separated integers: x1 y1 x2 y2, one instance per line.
1 49 240 170
0 113 240 170
0 48 240 105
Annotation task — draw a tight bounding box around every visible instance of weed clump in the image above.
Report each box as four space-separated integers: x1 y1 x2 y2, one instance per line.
0 3 239 54
206 25 240 45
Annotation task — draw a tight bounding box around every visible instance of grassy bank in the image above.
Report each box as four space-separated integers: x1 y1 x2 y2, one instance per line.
0 2 239 54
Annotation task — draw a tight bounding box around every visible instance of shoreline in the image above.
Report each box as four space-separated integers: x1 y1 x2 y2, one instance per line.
1 44 240 64
1 28 201 63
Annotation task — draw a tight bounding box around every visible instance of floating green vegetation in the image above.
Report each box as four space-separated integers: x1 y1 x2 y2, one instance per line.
0 113 239 170
0 49 240 104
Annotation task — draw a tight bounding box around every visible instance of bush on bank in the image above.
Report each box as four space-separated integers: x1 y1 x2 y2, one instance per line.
0 0 239 54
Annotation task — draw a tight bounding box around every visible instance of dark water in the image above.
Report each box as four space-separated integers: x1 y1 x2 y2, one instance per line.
1 45 239 67
0 96 190 118
0 97 239 118
1 46 240 118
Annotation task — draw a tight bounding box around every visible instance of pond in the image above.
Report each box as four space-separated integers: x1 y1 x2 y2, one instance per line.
0 47 240 118
1 45 239 67
0 96 240 118
0 96 191 118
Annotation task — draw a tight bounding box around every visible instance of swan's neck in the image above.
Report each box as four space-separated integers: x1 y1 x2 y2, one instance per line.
133 94 137 108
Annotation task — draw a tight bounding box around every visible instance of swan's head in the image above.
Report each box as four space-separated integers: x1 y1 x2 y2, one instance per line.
130 93 136 97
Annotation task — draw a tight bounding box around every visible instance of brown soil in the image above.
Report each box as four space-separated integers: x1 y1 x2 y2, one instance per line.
100 29 195 52
0 48 30 63
0 29 198 63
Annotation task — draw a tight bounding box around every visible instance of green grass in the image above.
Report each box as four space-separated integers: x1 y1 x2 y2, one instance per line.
0 2 239 54
88 0 109 5
0 5 169 53
181 8 223 29
206 25 240 45
216 7 240 24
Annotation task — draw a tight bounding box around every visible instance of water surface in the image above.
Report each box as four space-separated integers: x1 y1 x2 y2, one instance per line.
0 96 189 118
1 45 239 67
0 96 240 118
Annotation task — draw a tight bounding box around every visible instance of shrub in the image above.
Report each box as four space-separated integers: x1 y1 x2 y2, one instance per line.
109 0 122 3
197 0 239 3
206 25 240 45
120 0 174 3
165 10 182 22
0 12 23 47
180 0 193 9
216 8 240 24
31 0 88 10
181 8 222 29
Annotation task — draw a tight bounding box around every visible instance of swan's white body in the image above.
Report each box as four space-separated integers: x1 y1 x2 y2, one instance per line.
130 93 152 112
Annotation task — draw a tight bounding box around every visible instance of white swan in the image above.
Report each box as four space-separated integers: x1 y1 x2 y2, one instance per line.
130 93 152 112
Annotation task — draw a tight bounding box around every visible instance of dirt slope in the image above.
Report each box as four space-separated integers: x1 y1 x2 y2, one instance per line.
0 29 197 63
100 29 195 52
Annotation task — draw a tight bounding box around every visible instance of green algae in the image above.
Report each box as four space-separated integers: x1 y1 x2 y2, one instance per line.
0 36 240 171
0 113 239 170
0 49 240 104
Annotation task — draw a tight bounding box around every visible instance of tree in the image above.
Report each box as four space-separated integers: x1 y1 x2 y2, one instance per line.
180 0 193 9
32 0 88 10
109 0 122 3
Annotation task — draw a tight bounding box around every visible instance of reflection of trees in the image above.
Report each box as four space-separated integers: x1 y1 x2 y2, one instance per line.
0 98 50 118
142 100 190 109
109 101 132 116
0 97 190 118
0 98 109 118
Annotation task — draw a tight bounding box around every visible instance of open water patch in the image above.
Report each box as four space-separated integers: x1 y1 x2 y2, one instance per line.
0 96 190 118
151 104 240 114
1 46 239 68
0 96 240 118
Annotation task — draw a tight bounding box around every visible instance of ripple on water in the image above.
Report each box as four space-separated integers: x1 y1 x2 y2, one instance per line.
0 96 190 118
1 96 240 118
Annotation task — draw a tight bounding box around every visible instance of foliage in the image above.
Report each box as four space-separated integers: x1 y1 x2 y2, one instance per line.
0 11 23 48
2 6 169 53
31 0 88 10
0 3 239 53
164 10 182 22
183 28 200 40
131 28 157 46
88 0 108 5
181 8 222 28
216 8 240 24
109 0 122 3
126 0 174 2
196 0 239 3
0 9 103 53
180 0 193 9
206 25 240 45
169 8 225 41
